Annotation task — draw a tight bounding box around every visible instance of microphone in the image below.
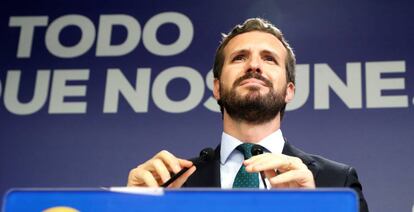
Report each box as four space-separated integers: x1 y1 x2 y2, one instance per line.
161 147 214 188
251 144 268 189
194 147 215 166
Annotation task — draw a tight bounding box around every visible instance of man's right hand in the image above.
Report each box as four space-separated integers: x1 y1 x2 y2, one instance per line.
127 150 196 188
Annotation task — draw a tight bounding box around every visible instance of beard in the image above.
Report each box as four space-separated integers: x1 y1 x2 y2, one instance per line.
219 72 286 124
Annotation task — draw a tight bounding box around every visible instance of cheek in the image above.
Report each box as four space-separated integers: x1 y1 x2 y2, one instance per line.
269 76 286 92
220 71 237 87
220 81 232 92
267 68 286 85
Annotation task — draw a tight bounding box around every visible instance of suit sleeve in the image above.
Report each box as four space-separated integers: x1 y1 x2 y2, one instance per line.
345 167 369 212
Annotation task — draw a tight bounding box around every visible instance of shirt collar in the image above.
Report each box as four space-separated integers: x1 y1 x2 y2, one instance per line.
220 129 285 164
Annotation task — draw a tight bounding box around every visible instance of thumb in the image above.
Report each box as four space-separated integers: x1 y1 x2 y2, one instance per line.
169 166 196 188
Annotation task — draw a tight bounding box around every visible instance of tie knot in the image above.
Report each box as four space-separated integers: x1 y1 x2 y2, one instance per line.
236 143 254 159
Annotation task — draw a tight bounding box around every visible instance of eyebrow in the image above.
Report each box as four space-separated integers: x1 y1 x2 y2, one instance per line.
229 49 249 59
229 49 281 61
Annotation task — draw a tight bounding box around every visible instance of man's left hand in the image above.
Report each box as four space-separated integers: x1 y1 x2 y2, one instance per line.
244 153 315 188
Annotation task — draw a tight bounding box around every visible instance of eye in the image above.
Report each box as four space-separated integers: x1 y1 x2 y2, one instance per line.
263 55 276 63
232 54 247 62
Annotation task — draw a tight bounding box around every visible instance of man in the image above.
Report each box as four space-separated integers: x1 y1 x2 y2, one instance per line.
127 18 368 211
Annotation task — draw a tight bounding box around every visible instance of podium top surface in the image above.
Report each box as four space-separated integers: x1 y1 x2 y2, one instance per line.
3 188 358 212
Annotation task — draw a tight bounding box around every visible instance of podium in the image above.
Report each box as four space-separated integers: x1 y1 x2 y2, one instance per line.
2 188 358 212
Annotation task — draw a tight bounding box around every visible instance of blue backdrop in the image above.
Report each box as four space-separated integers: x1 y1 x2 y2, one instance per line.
1 1 413 211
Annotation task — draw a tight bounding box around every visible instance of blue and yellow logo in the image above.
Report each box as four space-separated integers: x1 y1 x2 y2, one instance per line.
42 206 79 212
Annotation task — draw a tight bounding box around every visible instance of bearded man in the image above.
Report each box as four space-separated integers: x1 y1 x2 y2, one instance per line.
127 18 368 212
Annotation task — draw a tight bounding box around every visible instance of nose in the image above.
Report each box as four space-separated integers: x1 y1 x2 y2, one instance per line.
246 55 262 74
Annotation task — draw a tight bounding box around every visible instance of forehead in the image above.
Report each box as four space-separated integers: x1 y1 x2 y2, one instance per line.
223 31 287 59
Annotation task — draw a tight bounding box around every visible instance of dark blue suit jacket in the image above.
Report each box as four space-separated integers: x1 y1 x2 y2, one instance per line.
184 142 368 212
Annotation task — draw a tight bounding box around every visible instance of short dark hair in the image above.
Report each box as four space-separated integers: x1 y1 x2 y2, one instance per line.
213 18 296 120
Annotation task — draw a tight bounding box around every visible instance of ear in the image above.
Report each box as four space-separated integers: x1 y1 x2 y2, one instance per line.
285 82 295 103
213 78 221 100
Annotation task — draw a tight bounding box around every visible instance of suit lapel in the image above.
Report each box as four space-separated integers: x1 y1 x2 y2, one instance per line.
185 146 221 187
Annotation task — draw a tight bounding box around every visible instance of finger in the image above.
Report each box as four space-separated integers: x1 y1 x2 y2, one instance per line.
272 181 290 188
244 153 269 165
245 153 286 168
283 156 307 171
269 169 315 188
264 167 289 189
154 150 181 173
152 158 171 183
178 159 193 168
269 170 296 187
245 154 285 172
128 167 158 187
170 166 197 188
127 168 143 187
264 169 277 180
137 170 159 187
248 159 290 173
247 154 306 173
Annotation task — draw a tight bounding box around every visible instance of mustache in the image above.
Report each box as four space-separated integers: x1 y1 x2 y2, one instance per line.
232 72 273 88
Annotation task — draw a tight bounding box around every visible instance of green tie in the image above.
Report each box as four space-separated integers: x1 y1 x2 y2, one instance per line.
232 143 259 188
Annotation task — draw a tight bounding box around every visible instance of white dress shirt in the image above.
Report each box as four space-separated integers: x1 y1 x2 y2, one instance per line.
220 129 285 189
